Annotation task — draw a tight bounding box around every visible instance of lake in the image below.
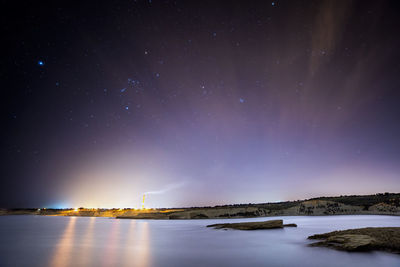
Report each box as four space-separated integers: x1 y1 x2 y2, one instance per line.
0 215 399 266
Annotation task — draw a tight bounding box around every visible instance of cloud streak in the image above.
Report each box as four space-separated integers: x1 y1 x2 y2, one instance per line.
144 182 186 195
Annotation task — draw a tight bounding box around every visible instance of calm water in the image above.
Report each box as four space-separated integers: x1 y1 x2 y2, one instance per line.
0 215 399 267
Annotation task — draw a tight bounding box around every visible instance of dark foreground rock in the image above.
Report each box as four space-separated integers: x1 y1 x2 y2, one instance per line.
308 227 400 254
283 223 297 227
207 219 297 230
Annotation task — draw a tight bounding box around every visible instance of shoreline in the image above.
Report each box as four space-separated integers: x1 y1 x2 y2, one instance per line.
2 196 400 219
3 193 400 220
2 212 398 219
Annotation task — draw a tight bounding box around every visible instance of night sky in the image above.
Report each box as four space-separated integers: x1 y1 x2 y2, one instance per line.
2 0 400 208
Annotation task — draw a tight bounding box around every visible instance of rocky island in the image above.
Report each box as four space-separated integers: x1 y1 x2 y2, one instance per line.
207 219 297 230
308 227 400 254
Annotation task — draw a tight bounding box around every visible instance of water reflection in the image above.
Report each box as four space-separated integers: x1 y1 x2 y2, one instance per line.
47 217 151 267
0 215 398 267
135 222 150 267
78 217 96 266
123 220 151 267
49 217 77 267
103 219 121 266
123 220 137 266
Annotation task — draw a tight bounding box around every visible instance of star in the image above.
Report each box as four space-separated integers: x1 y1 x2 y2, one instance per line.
38 60 44 66
239 98 245 103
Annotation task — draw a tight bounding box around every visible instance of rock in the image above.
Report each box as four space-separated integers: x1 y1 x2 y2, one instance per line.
207 219 284 230
308 227 400 254
283 223 297 227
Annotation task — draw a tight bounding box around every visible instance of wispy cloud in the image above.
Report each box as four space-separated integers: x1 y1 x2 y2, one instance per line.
144 182 186 195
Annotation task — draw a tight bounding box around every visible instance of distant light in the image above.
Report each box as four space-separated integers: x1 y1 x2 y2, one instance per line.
74 208 78 211
239 98 245 103
125 106 129 110
38 60 44 66
272 2 275 6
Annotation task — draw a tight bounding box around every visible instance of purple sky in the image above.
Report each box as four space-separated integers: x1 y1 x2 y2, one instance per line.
2 0 400 208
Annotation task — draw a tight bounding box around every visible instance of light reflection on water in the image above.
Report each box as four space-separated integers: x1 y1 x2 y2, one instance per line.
135 222 150 267
103 218 120 266
49 217 76 267
78 217 95 266
0 215 399 267
124 220 137 266
122 220 151 267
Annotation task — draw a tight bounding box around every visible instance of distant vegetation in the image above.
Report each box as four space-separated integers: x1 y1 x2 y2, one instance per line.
192 193 400 210
308 193 400 209
3 193 400 211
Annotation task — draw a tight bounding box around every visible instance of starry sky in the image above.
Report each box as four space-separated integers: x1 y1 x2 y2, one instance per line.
2 0 400 208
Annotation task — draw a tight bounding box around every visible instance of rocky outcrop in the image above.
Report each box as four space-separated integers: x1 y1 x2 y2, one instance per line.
292 200 363 216
308 227 400 254
166 206 265 219
283 223 297 227
162 200 400 219
368 203 400 214
207 219 297 230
